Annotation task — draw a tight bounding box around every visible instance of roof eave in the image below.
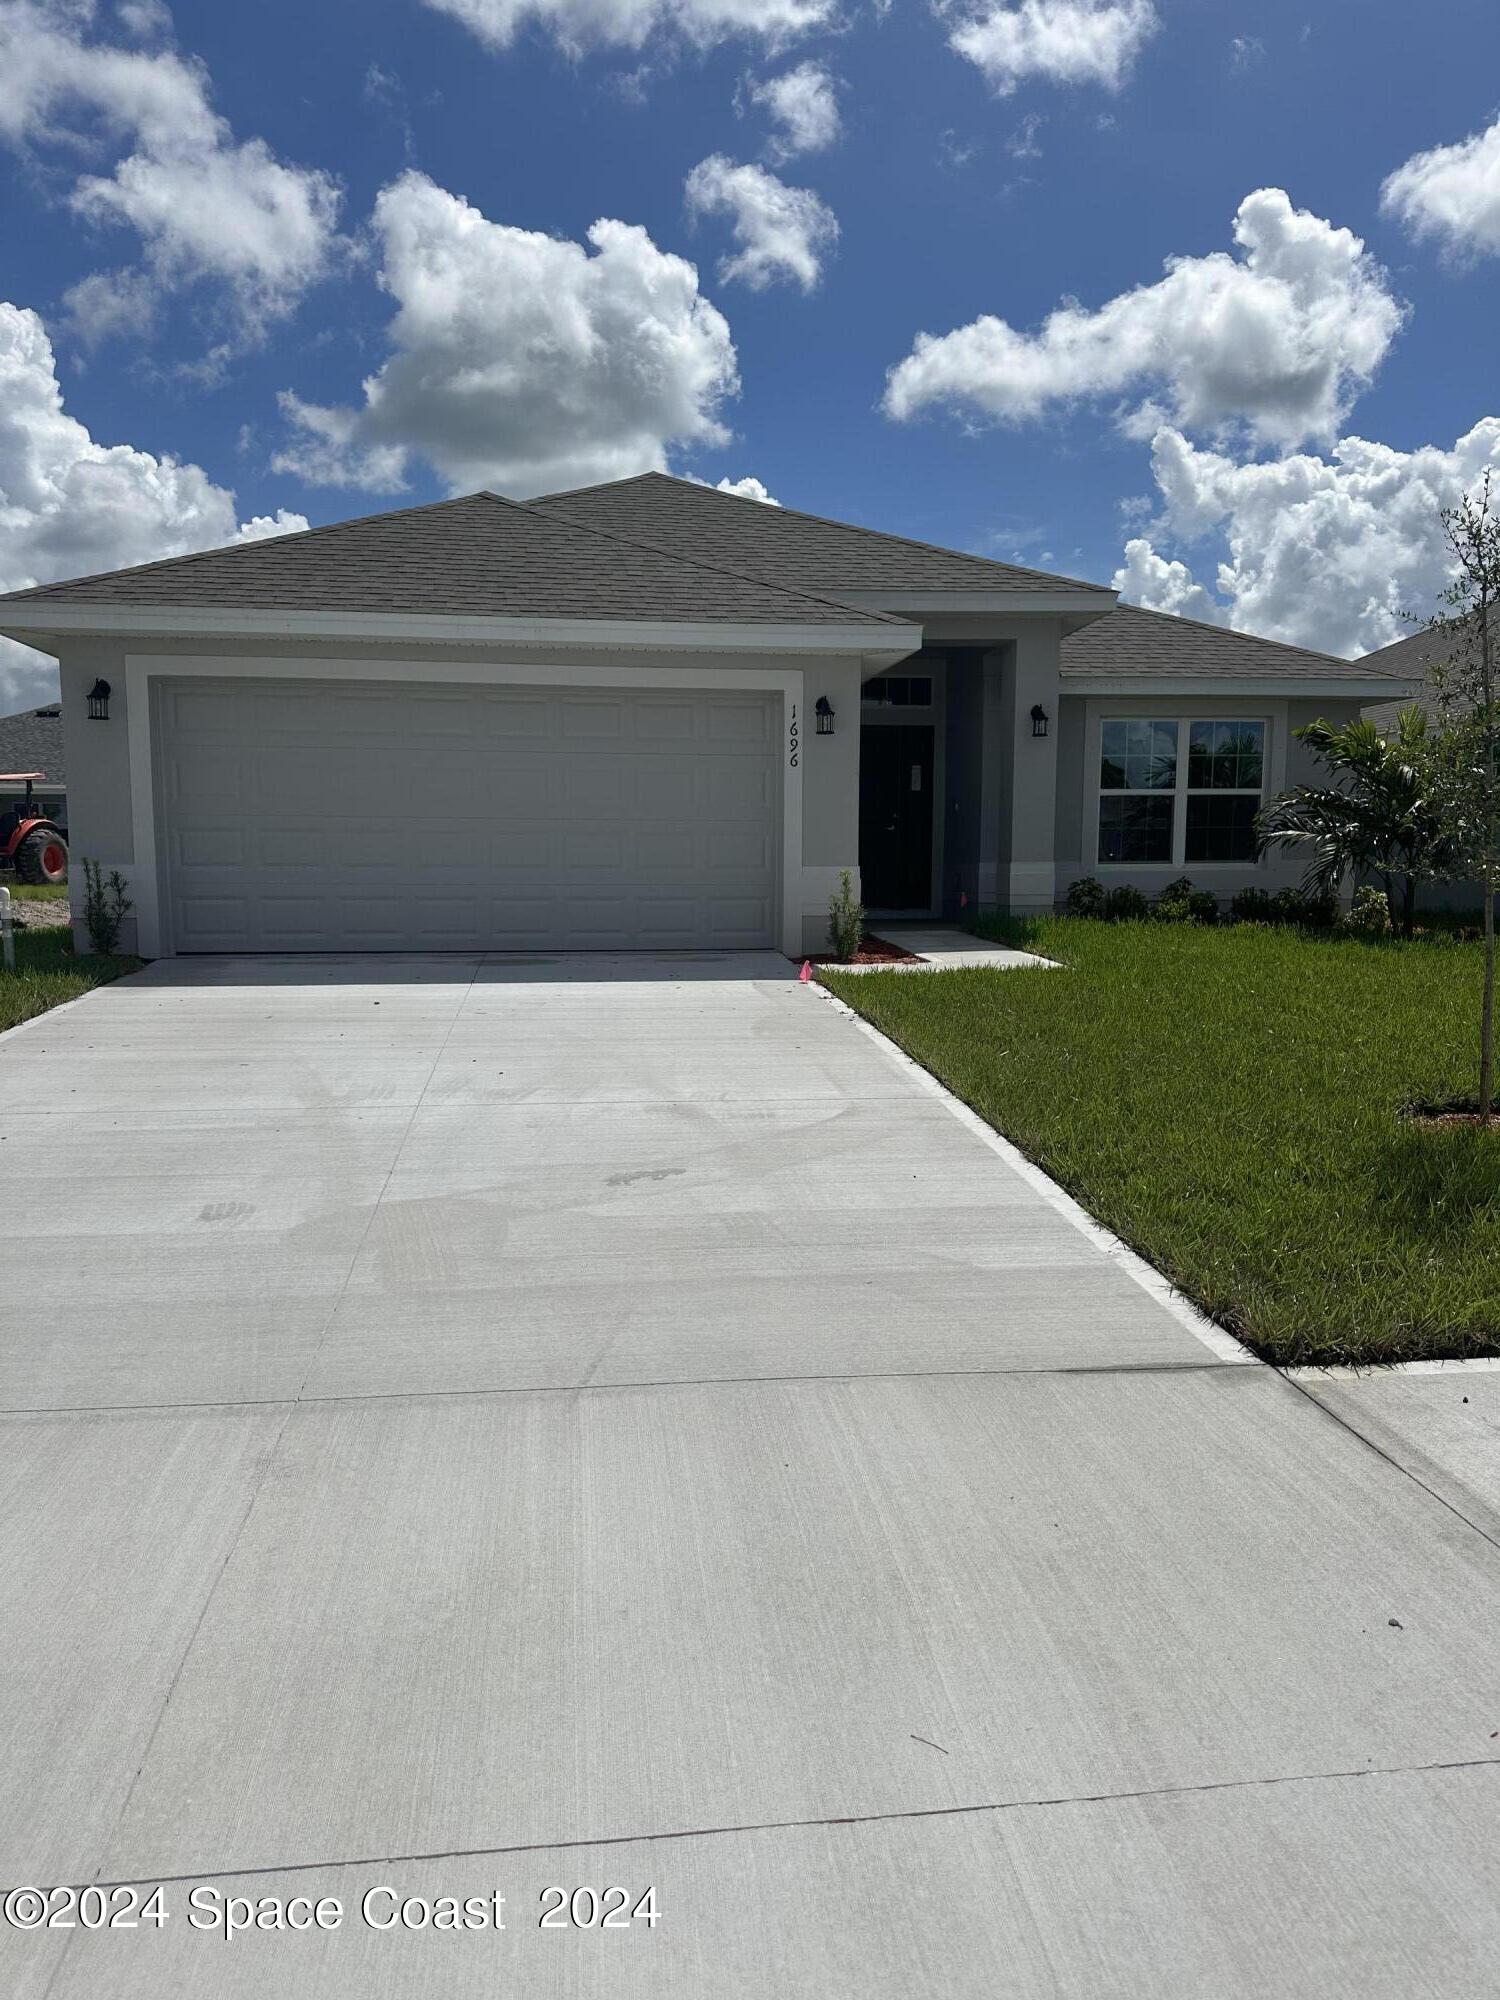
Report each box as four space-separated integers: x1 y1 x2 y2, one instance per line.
0 602 922 660
1060 671 1423 699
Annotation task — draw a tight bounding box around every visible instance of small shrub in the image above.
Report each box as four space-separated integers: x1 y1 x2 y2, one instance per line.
1340 885 1393 937
82 859 131 955
827 868 865 963
1153 875 1196 923
1187 889 1221 925
1064 876 1107 918
1231 886 1275 925
1271 885 1336 929
1103 884 1150 922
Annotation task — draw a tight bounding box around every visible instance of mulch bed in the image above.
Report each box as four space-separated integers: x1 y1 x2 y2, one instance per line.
1401 1100 1499 1130
809 934 924 966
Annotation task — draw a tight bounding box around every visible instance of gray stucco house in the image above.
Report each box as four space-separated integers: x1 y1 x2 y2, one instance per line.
0 475 1411 957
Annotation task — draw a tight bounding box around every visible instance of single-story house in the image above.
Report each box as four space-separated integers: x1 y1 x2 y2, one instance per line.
0 701 66 820
1361 618 1490 914
0 475 1414 958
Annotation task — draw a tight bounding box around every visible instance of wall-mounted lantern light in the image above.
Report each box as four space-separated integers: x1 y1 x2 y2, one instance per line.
1030 703 1049 739
815 696 835 736
87 678 112 721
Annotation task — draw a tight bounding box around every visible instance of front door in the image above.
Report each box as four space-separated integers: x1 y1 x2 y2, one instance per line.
859 724 934 910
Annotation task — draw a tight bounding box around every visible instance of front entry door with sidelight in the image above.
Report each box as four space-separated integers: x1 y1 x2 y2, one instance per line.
859 724 935 910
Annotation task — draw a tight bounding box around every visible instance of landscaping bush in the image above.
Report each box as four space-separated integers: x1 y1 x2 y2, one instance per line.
1188 889 1221 925
1064 876 1107 918
1341 885 1394 937
1152 875 1196 923
1103 884 1150 922
1271 885 1337 929
1231 886 1276 924
826 868 865 963
81 859 131 956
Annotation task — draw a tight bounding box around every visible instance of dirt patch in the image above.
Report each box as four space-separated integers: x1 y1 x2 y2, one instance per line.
9 897 71 931
1401 1100 1499 1131
810 934 924 967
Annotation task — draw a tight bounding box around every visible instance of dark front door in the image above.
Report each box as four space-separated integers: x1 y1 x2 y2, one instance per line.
860 724 934 909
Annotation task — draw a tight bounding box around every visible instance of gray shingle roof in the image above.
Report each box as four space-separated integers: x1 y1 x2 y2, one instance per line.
1061 603 1406 681
0 492 901 629
1361 614 1492 731
533 472 1113 598
0 703 64 783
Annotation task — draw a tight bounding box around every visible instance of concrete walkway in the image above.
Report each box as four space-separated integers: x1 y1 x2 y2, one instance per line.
2 951 1498 1997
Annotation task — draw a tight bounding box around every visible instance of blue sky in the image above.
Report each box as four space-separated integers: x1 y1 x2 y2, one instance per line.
1 0 1499 706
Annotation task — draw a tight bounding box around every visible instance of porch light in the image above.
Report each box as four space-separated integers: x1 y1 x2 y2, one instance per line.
87 678 111 721
1030 703 1049 739
815 696 835 736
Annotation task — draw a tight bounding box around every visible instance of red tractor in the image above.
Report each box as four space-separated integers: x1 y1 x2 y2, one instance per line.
0 774 68 885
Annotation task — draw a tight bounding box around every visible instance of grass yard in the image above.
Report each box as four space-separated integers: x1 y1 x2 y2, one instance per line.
0 927 141 1035
4 881 68 902
824 917 1500 1368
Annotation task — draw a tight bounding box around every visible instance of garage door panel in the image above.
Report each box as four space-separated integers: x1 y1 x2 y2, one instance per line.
160 678 780 952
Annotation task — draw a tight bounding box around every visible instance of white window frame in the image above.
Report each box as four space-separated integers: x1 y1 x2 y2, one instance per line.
1088 709 1279 872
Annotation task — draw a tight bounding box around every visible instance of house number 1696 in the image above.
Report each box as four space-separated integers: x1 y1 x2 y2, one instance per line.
788 704 800 768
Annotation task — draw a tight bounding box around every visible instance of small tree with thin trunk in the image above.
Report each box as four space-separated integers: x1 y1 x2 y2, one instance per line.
1421 472 1500 1122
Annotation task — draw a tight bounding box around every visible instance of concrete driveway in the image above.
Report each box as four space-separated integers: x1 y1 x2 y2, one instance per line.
3 951 1499 1997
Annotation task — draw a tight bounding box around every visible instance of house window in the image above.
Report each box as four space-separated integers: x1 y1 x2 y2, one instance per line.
1098 720 1177 863
1098 718 1266 866
863 675 934 707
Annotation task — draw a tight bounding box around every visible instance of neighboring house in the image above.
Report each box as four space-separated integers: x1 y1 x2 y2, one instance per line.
0 476 1413 957
1362 613 1494 736
0 701 66 821
1362 618 1492 913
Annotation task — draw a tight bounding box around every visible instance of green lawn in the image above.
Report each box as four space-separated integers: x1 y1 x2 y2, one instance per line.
824 918 1500 1368
0 928 141 1034
5 881 68 901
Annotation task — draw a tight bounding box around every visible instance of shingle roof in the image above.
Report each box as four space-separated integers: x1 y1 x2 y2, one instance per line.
533 472 1113 598
1061 603 1406 681
1361 614 1492 731
0 491 901 629
0 703 64 782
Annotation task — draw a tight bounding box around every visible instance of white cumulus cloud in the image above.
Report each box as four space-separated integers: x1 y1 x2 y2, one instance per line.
1381 113 1500 260
0 302 306 707
749 61 840 159
0 0 343 354
685 154 837 291
421 0 835 55
944 0 1159 96
273 171 739 499
702 473 779 502
1117 419 1500 658
884 187 1404 450
1112 536 1225 625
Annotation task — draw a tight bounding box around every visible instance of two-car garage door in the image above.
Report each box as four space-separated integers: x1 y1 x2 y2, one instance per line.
158 678 780 952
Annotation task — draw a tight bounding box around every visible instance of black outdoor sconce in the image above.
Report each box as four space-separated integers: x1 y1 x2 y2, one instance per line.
1030 703 1049 739
87 678 111 721
815 696 835 736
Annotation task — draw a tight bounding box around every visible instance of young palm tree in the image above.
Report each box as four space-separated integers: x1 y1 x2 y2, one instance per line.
1256 708 1457 936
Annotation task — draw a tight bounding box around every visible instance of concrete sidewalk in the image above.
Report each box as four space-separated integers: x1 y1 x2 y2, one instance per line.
2 951 1498 1997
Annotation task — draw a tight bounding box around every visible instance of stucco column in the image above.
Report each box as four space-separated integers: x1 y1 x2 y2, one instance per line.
991 623 1062 912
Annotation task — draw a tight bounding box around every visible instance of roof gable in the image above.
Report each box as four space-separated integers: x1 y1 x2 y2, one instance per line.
533 472 1113 599
0 491 899 630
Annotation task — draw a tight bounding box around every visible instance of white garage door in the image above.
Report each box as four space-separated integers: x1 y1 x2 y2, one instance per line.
158 678 780 952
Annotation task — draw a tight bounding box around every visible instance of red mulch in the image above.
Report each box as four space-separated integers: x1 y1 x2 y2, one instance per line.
809 934 924 966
